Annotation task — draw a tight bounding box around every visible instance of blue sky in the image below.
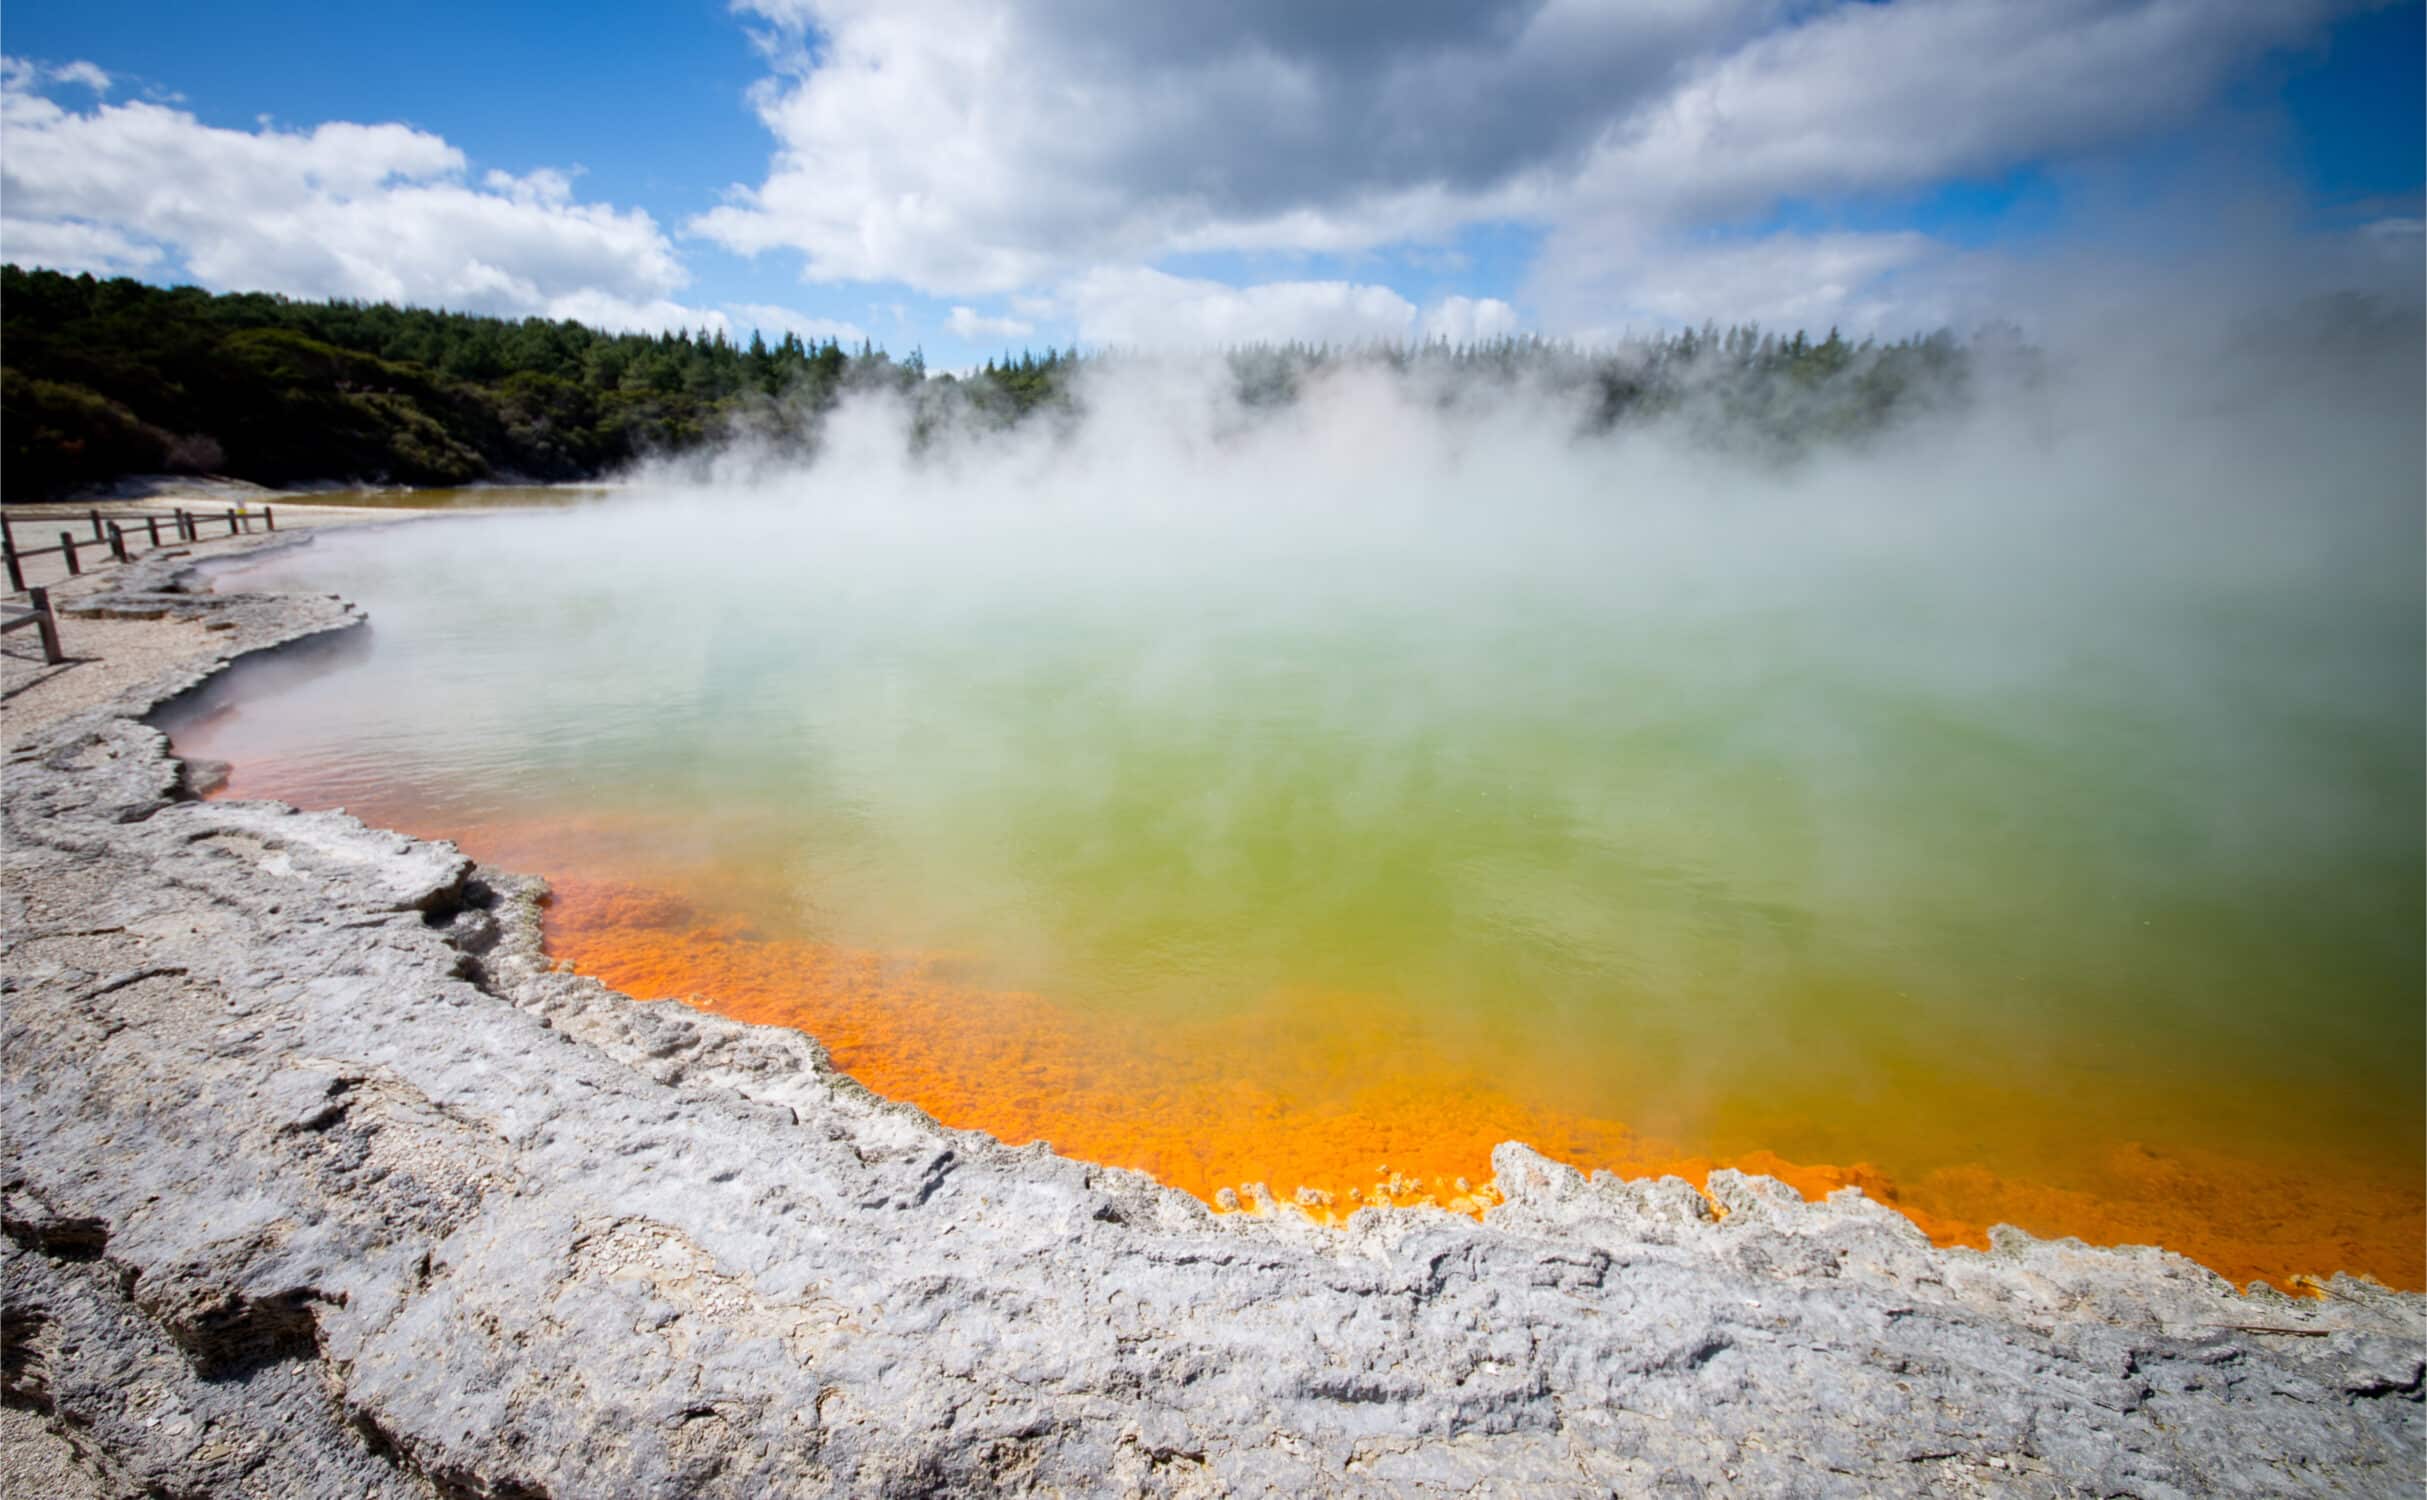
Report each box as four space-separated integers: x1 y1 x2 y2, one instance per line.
2 1 2418 369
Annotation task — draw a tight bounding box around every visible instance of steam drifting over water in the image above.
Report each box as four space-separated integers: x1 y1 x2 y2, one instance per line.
183 308 2425 1287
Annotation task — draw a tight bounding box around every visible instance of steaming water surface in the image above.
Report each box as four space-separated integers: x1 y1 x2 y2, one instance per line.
176 407 2425 1288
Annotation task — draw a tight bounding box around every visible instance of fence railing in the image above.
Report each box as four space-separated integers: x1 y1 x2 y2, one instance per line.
1 585 64 665
2 505 275 593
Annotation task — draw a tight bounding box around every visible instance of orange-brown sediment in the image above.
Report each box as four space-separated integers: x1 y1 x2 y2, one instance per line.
205 784 2427 1293
528 870 2423 1293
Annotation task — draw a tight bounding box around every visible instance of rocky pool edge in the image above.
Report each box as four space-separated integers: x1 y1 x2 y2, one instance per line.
3 535 2421 1497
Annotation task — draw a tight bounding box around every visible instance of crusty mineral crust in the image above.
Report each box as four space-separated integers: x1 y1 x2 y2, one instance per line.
4 541 2422 1497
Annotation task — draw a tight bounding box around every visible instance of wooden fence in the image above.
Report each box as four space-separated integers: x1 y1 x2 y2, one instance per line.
2 505 275 593
1 586 64 665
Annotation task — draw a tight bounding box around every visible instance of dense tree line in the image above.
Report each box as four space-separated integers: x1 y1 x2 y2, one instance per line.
1214 323 1988 449
1 265 1993 499
0 266 951 497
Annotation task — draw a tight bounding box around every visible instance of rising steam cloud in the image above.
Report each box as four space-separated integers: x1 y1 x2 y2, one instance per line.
193 292 2423 1186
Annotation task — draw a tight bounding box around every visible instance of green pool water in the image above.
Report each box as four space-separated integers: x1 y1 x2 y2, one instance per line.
172 433 2425 1279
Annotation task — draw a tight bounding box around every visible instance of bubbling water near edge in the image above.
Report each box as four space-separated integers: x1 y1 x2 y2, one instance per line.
172 360 2426 1291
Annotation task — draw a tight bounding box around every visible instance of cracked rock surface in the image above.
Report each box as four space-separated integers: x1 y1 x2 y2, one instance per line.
4 543 2423 1497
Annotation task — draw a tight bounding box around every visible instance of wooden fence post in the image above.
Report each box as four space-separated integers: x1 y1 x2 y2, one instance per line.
226 508 239 535
148 515 163 548
89 508 105 541
107 522 128 563
264 506 276 532
59 532 80 576
3 533 21 594
27 586 62 664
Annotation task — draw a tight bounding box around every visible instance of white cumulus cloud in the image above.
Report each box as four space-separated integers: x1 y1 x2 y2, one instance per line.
691 0 2370 337
1561 0 2362 227
1419 295 1520 344
48 60 111 94
946 305 1037 341
0 216 163 276
691 0 1772 295
0 63 716 333
1071 268 1420 348
0 0 2391 354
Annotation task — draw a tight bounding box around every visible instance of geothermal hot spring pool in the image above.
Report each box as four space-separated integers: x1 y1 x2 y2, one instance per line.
173 409 2424 1292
